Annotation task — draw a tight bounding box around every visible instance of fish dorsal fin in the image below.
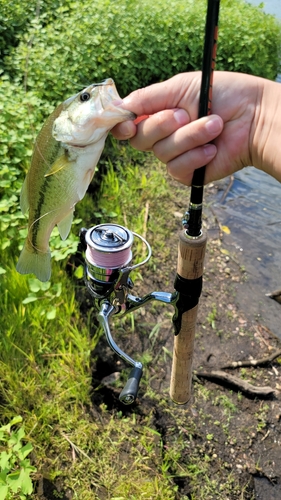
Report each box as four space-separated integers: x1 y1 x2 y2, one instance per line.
44 154 69 178
20 176 29 215
57 209 74 240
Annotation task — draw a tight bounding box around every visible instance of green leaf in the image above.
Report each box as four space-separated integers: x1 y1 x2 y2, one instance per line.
18 468 34 495
16 428 25 442
22 295 38 304
8 428 24 448
0 452 12 471
27 279 42 293
6 470 21 492
40 281 51 292
54 283 62 297
0 415 22 440
3 416 22 430
0 484 8 500
6 465 35 495
0 471 8 484
74 265 84 279
46 307 56 320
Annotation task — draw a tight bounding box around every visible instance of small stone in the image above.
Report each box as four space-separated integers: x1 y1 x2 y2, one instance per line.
101 372 121 386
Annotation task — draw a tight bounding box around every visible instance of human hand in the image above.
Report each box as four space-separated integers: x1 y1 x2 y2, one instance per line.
112 71 279 185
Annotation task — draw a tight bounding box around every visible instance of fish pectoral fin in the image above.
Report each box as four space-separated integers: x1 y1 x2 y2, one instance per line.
44 154 69 177
57 209 74 240
20 176 29 215
76 168 95 200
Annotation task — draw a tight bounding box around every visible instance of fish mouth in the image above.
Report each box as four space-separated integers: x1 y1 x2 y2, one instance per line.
98 81 136 120
111 106 136 121
87 79 136 119
94 78 115 87
102 100 136 121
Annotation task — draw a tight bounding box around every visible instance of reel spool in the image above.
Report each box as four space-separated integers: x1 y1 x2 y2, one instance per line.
82 223 151 304
85 223 134 283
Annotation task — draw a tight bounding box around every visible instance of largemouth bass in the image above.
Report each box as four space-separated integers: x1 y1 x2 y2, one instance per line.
16 79 135 282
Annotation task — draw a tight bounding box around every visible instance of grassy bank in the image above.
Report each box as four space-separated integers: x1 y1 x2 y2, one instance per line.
1 149 281 498
1 0 281 497
0 150 178 498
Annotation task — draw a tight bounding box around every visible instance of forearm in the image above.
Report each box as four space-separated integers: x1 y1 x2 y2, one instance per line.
251 77 281 182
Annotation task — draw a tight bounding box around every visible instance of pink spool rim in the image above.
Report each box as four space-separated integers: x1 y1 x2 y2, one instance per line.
86 246 132 269
85 224 134 269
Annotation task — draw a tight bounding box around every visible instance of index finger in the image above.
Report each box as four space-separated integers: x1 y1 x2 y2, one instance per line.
121 72 201 118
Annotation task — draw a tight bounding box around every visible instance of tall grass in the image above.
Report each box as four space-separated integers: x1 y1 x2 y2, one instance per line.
0 148 182 498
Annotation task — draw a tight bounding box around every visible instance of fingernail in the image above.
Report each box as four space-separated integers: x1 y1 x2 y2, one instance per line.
204 144 217 157
118 121 135 138
174 109 189 125
205 116 222 134
122 96 133 105
112 99 124 106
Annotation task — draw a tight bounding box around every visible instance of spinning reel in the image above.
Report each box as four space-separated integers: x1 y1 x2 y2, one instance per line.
80 223 177 405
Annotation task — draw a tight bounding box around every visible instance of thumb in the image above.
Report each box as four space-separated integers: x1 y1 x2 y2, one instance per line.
111 120 137 140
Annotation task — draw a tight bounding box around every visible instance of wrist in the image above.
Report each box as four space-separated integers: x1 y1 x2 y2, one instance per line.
251 77 281 182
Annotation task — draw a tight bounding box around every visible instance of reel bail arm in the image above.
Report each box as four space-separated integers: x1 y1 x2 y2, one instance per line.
98 300 143 405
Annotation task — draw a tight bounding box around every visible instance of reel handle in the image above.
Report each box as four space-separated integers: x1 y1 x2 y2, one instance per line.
119 365 143 405
170 230 207 404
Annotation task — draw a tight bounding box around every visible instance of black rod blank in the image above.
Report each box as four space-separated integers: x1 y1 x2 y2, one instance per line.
187 0 220 237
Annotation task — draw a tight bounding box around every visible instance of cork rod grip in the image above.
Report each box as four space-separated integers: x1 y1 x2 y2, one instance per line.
170 230 207 404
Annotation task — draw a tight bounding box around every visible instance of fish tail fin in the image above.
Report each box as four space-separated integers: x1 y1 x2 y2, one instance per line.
16 241 52 282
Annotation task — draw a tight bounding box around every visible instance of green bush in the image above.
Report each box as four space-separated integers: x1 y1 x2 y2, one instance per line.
0 0 74 73
0 0 36 68
0 77 53 254
218 0 281 77
4 0 281 102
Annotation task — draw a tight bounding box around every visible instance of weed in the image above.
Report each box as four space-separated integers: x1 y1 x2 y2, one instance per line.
196 384 211 402
0 416 36 499
207 305 217 330
255 403 270 432
214 394 238 422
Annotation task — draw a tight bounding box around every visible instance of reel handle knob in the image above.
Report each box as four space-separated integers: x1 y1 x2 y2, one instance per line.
119 365 143 405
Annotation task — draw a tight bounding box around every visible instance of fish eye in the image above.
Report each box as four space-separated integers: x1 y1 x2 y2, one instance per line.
80 92 91 102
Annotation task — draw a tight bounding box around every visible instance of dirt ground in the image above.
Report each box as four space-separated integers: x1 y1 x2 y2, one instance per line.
77 178 281 499
33 167 281 499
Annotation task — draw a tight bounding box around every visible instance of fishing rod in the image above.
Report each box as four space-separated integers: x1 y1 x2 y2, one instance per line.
170 0 220 404
80 0 220 405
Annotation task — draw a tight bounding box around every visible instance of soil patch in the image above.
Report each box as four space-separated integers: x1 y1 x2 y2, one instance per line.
78 178 281 499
